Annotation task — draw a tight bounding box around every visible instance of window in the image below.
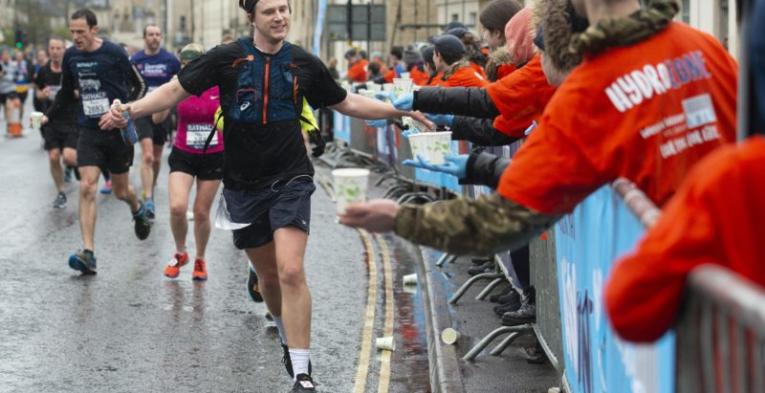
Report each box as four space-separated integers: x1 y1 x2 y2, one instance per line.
179 15 187 31
469 12 477 26
451 13 459 22
681 0 690 23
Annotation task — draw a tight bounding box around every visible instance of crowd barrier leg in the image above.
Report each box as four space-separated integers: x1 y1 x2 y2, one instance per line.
462 325 532 362
475 277 505 301
449 272 504 305
436 253 457 267
489 328 528 356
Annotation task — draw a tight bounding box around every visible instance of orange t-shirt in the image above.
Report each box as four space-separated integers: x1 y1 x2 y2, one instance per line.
440 65 488 88
427 71 444 87
494 63 517 81
383 68 395 83
497 22 738 214
470 62 487 79
486 55 557 138
410 67 430 86
347 59 369 83
605 136 765 342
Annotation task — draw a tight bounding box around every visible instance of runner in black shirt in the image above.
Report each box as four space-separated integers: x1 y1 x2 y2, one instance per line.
106 1 431 390
36 37 79 208
46 9 151 275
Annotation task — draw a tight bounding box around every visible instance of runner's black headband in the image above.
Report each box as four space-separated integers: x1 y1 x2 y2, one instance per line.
239 0 291 13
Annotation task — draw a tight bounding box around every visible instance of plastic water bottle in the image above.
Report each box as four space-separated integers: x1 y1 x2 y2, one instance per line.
113 99 137 145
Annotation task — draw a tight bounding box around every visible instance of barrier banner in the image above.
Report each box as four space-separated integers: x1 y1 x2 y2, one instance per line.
555 186 675 393
333 112 351 143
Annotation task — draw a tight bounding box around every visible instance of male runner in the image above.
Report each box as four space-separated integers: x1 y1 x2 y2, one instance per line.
36 37 79 208
130 24 181 219
46 9 151 274
106 0 431 390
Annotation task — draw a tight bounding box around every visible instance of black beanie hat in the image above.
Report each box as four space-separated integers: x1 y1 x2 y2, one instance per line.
433 35 466 64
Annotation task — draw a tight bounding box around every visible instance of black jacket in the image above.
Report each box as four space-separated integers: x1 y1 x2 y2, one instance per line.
451 116 519 146
413 87 499 118
461 151 510 189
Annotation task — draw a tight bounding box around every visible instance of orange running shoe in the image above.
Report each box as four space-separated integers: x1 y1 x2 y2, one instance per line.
164 252 189 278
192 258 207 281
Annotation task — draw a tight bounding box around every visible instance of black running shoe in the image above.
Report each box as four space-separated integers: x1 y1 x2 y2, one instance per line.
248 268 263 303
52 192 67 209
133 202 152 240
282 344 312 379
68 250 97 275
291 374 317 392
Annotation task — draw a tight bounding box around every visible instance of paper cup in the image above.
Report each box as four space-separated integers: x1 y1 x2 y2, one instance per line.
382 83 394 92
359 89 378 99
400 72 411 80
332 168 370 214
441 328 461 345
31 111 44 130
402 273 417 286
367 83 382 93
376 336 395 351
407 131 452 165
393 78 414 96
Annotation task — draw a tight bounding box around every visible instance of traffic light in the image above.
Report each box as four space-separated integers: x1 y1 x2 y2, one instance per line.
14 29 24 49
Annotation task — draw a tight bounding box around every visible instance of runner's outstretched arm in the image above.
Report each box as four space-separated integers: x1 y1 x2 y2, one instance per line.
103 77 190 129
330 92 434 128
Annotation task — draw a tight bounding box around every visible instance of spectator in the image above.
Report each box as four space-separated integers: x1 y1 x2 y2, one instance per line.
370 51 388 76
345 47 368 83
383 46 406 82
367 61 385 84
419 45 439 85
402 48 429 86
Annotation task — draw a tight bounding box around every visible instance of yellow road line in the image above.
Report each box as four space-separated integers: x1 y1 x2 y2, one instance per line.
376 234 395 393
353 229 377 393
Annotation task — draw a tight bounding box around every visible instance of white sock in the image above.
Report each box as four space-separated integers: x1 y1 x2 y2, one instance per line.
289 348 310 380
273 316 287 345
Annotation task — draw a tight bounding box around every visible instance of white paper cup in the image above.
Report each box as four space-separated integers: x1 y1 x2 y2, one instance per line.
441 328 460 345
31 111 44 130
407 131 452 165
359 89 378 99
400 72 411 80
367 83 382 93
393 78 414 96
332 168 370 214
382 83 394 92
376 336 395 351
402 273 418 286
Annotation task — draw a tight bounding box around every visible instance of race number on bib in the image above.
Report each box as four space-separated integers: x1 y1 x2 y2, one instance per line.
82 92 110 117
186 123 216 149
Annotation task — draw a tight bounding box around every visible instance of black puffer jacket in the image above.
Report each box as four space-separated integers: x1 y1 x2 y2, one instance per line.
413 87 499 119
451 116 518 146
461 151 510 189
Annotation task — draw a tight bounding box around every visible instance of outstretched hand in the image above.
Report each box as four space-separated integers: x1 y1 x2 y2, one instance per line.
402 154 468 179
337 199 400 233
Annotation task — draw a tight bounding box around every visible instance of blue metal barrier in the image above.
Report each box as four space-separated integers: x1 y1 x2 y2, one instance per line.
554 186 675 393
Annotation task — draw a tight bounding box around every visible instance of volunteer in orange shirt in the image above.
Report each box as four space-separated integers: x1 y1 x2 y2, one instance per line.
431 35 487 88
479 0 523 81
345 48 368 83
340 0 738 257
605 0 765 344
605 137 765 342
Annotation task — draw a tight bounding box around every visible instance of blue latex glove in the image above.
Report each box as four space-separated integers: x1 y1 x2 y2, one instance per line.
402 154 468 179
366 119 388 128
426 113 454 127
374 91 393 101
392 93 414 111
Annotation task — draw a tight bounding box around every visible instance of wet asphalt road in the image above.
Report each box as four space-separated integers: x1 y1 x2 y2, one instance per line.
0 110 429 393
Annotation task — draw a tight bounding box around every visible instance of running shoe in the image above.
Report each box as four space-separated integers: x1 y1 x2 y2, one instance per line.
100 179 112 194
291 374 317 392
63 167 73 183
52 192 67 209
163 252 189 278
144 198 156 220
248 267 264 303
192 258 208 281
68 249 97 274
282 345 312 379
133 202 152 240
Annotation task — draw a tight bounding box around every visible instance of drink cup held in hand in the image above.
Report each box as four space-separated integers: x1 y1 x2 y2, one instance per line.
30 111 44 130
332 168 370 214
400 72 411 80
382 83 394 92
367 83 382 93
359 89 378 99
407 131 452 165
393 78 414 96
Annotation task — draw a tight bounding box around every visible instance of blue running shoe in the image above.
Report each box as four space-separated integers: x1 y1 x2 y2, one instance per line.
68 250 97 274
144 198 156 220
133 201 152 240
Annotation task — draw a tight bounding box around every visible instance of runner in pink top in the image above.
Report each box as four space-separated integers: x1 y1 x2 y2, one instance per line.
161 43 224 281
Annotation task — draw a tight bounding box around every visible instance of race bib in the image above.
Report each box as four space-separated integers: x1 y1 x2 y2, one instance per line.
81 92 110 117
186 123 215 149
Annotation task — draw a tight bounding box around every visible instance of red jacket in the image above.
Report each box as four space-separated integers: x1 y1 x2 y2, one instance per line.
439 64 488 88
605 137 765 342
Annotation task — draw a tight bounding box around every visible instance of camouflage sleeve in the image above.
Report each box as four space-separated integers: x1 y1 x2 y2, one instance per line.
393 193 560 256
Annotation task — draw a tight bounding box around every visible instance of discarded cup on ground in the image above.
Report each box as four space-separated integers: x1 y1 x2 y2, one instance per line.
407 131 452 165
31 111 44 130
376 336 395 351
403 273 418 286
441 328 461 345
332 168 371 214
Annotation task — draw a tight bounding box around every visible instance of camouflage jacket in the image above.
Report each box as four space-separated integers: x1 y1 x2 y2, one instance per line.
393 193 559 256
